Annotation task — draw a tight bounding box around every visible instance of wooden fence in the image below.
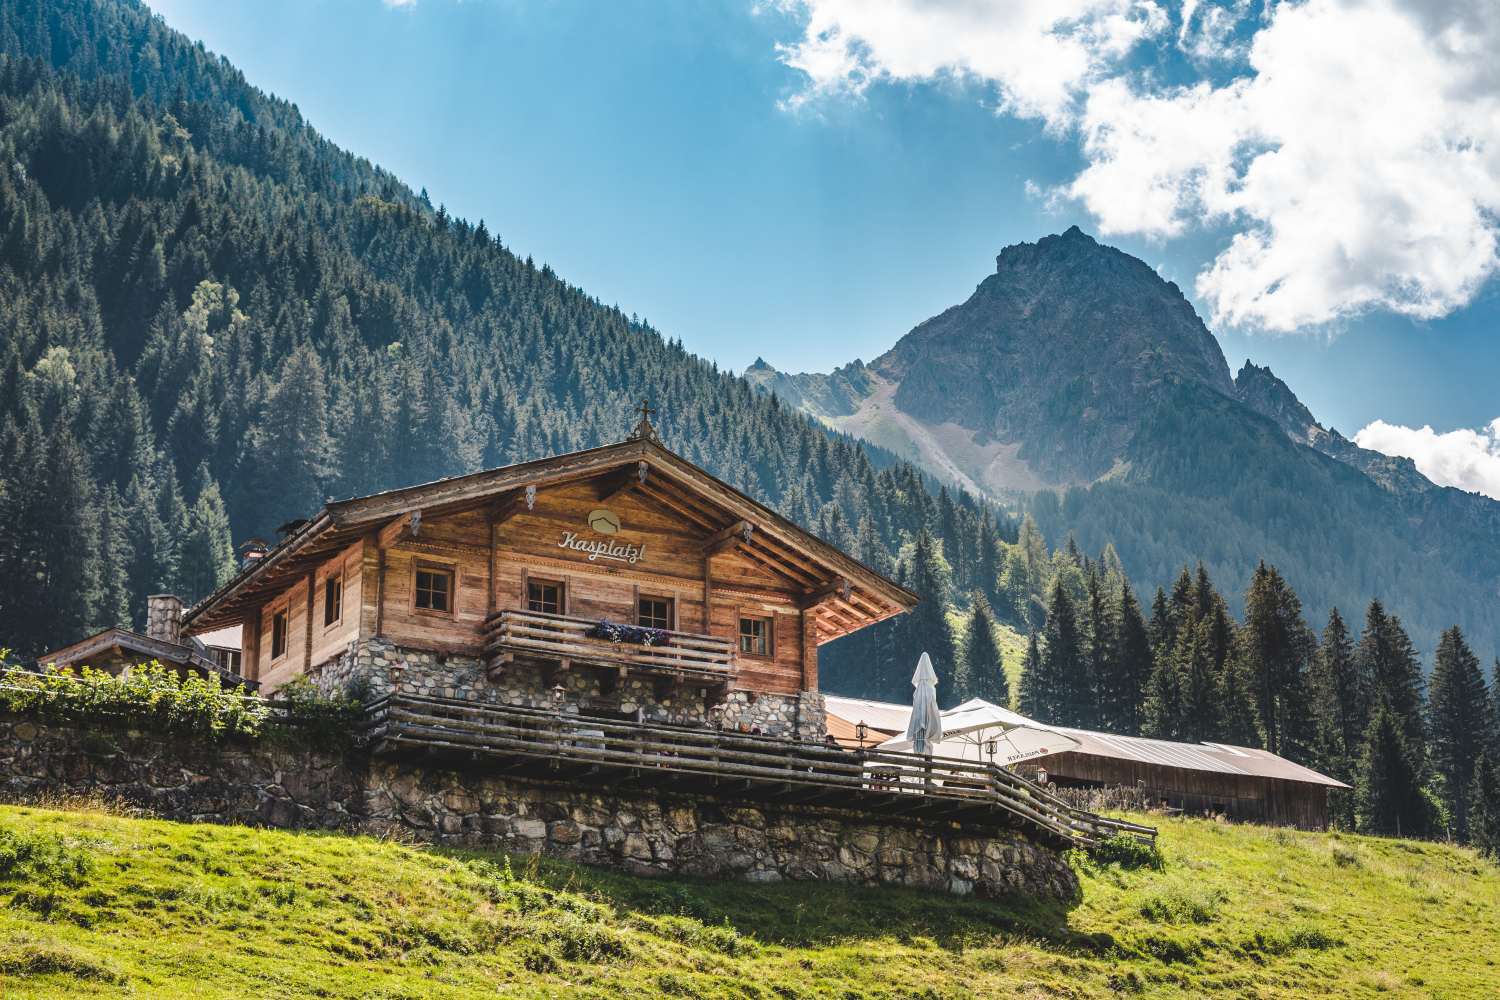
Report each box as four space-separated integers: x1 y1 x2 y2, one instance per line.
365 692 1155 849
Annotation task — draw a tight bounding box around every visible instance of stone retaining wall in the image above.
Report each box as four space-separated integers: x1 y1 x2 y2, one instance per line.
0 714 1078 906
305 639 826 741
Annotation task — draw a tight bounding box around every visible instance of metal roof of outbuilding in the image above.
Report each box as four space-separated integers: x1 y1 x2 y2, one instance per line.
822 696 1349 788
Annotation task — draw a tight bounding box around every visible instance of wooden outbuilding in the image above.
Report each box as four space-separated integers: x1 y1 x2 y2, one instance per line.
823 697 1348 829
180 412 916 738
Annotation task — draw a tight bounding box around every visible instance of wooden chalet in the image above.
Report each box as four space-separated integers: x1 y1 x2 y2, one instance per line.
181 411 917 739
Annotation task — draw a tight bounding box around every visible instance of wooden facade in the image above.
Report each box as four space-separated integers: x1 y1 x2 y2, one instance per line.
1026 751 1340 831
184 420 916 721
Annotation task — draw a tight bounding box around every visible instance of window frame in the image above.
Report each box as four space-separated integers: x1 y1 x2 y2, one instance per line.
738 614 773 659
526 577 566 616
270 608 289 661
323 573 343 628
637 595 674 631
413 563 456 617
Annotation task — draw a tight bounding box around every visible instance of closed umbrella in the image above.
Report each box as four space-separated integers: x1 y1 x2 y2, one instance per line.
904 652 944 755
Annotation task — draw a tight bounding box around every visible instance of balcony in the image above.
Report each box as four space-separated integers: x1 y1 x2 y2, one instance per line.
483 609 737 686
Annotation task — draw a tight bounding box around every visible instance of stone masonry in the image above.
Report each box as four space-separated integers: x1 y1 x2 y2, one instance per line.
0 713 1079 906
305 639 827 741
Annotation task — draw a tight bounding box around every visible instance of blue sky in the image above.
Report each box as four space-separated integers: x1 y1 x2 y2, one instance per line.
146 0 1500 494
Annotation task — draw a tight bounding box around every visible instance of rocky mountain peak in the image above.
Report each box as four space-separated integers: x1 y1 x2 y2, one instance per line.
870 228 1234 482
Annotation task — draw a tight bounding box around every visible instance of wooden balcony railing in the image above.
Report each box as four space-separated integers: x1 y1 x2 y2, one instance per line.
483 609 736 685
365 693 1156 850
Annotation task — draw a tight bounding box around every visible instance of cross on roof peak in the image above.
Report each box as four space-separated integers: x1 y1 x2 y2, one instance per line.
628 399 659 443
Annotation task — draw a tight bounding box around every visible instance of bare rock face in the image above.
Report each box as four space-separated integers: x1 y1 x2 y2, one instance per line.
870 226 1234 484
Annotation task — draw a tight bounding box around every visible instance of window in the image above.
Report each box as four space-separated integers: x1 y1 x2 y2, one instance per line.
739 616 772 657
271 610 288 659
527 579 563 615
638 596 673 630
323 574 342 627
415 567 453 613
211 648 241 674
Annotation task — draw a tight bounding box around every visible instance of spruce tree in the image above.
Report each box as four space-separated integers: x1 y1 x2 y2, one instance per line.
1429 626 1492 840
1178 619 1224 743
1113 583 1153 735
956 594 1008 708
1356 704 1432 838
1038 578 1087 726
1357 600 1428 760
179 468 237 603
1311 608 1367 771
1239 562 1315 758
1018 630 1048 721
1470 750 1500 860
892 529 959 705
1141 644 1185 740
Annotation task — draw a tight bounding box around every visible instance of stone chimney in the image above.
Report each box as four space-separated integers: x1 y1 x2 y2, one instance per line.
146 594 184 646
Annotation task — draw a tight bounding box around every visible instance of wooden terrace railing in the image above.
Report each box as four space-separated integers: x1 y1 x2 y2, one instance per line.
365 692 1155 849
483 609 737 684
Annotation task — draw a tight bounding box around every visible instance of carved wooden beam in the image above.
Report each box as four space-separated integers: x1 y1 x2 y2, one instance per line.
703 520 754 557
801 576 852 610
597 460 649 503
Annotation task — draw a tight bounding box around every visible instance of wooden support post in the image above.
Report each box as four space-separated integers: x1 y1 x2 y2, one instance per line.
375 546 387 639
800 610 819 693
487 510 497 617
304 571 316 670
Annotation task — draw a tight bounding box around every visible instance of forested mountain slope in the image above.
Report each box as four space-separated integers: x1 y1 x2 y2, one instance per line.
0 0 1056 699
750 231 1500 656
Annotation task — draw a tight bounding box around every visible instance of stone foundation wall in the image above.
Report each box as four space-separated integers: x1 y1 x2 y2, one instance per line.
0 714 1079 906
306 639 826 741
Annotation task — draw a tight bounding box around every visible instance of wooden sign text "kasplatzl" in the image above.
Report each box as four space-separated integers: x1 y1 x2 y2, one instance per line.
558 531 647 565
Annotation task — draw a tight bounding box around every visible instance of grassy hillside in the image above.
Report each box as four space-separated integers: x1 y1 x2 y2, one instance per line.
1 803 1496 998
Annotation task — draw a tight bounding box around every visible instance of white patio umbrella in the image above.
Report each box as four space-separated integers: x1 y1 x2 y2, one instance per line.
904 651 944 755
879 698 1079 766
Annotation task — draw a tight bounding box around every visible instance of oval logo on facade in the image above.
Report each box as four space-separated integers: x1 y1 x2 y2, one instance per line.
587 508 621 535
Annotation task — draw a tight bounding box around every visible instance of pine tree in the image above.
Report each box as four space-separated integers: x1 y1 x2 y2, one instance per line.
1469 750 1500 860
43 430 104 644
1018 630 1047 720
891 529 959 706
179 468 237 603
94 483 133 630
1356 600 1428 761
1429 626 1492 840
1113 583 1153 735
1178 619 1224 743
1080 564 1115 729
1356 704 1432 838
1310 607 1367 775
956 594 1008 707
1141 643 1185 740
1035 579 1087 726
1239 562 1315 758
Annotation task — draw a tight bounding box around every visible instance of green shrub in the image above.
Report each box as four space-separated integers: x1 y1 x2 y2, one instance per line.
0 662 267 740
0 828 94 888
1085 834 1164 871
1138 885 1227 925
267 674 365 748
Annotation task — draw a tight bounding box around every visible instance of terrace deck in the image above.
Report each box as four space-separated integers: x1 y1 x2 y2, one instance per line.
365 692 1155 850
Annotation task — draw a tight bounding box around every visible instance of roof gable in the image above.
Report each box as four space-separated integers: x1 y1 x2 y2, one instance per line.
186 436 916 637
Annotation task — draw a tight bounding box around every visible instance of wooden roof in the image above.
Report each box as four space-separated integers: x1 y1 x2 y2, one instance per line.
38 628 250 687
184 433 918 639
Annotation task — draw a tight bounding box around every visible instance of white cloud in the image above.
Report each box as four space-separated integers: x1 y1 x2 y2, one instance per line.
383 0 418 8
775 0 1500 333
1354 418 1500 500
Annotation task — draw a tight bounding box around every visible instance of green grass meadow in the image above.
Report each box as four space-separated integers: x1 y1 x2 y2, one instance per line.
0 802 1496 998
